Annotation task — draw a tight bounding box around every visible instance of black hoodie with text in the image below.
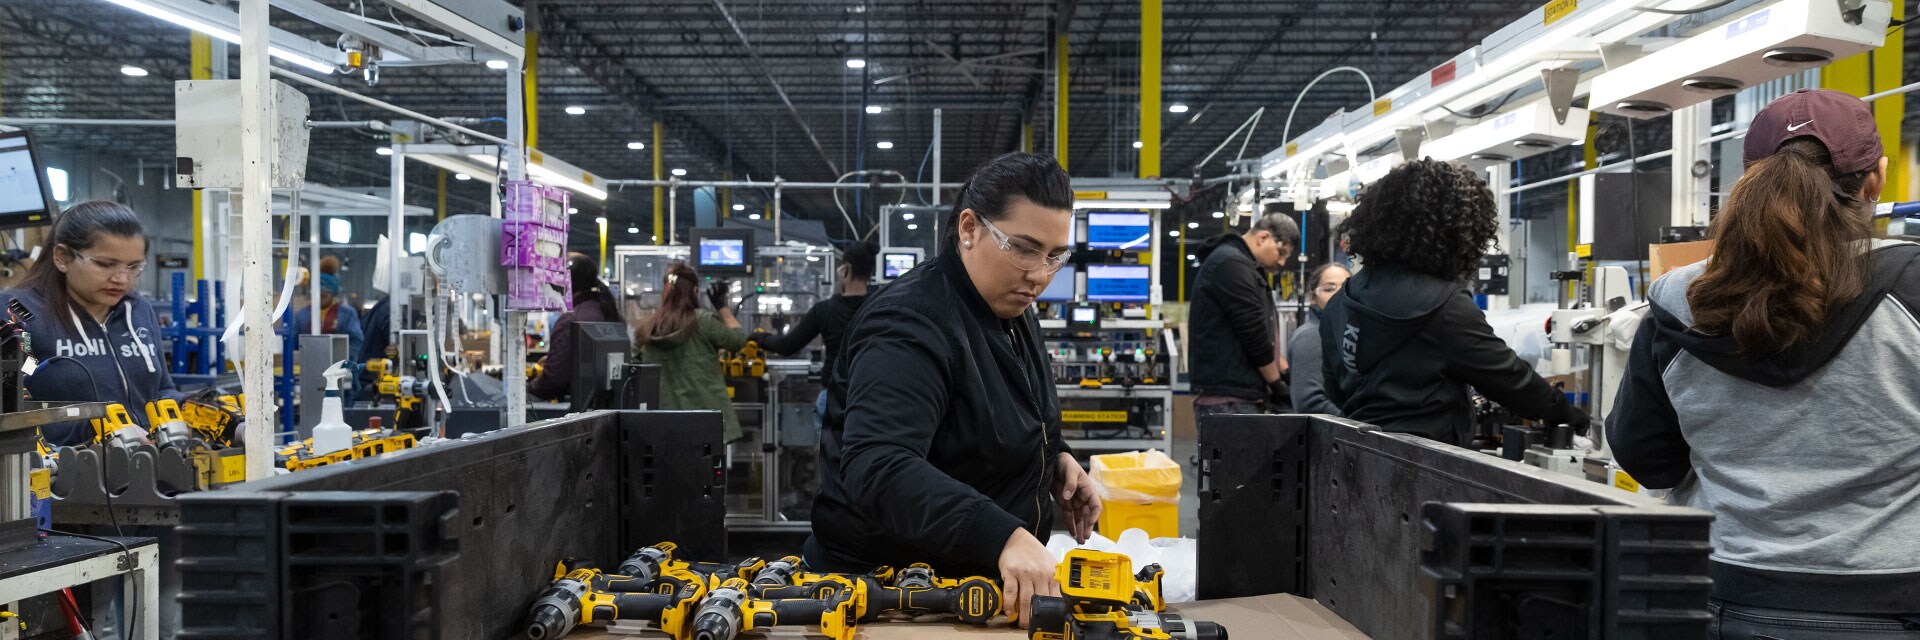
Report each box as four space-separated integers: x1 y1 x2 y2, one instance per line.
1320 264 1577 444
0 287 180 445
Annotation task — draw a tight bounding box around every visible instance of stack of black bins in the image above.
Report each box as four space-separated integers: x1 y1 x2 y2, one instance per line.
1196 414 1712 640
172 410 726 640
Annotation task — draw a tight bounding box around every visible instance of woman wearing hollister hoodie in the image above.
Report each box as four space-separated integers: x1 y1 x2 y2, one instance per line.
1609 90 1920 635
0 201 179 446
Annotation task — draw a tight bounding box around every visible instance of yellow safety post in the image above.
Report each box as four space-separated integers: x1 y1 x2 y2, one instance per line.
1139 0 1161 179
190 33 214 280
653 121 665 245
1055 34 1070 170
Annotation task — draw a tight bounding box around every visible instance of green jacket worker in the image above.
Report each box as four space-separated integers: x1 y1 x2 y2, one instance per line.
1609 89 1920 632
635 261 748 442
1320 159 1588 445
0 201 179 446
805 153 1102 630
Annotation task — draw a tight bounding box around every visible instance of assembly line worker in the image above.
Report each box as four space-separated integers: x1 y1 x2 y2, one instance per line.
283 255 365 363
1608 89 1920 635
1288 263 1349 416
0 201 179 446
529 254 627 401
806 152 1101 629
1320 159 1588 445
1188 205 1298 416
635 261 749 442
755 240 876 426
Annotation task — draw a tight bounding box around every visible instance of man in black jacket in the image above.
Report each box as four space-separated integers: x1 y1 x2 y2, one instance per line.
1189 208 1297 416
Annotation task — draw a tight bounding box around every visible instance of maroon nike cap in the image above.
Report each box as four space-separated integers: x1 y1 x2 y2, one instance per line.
1744 88 1883 176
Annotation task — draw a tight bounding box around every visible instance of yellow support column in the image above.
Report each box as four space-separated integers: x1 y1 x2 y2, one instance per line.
436 169 447 220
1054 34 1070 170
1139 0 1161 179
597 216 608 271
721 170 732 220
524 32 539 149
1821 2 1905 202
190 33 214 281
1021 122 1034 153
652 121 664 245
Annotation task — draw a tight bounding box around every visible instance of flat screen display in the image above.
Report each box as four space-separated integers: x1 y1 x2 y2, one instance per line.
1038 266 1076 302
0 131 55 228
1086 212 1152 250
697 238 746 267
881 252 918 279
1086 265 1150 302
1070 306 1098 324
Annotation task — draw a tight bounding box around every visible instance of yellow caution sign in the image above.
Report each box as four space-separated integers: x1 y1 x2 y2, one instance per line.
1372 98 1392 117
1063 411 1130 423
1073 191 1109 200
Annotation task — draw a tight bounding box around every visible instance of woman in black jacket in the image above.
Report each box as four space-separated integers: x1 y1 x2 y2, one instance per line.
806 152 1100 629
528 254 626 401
1320 159 1587 445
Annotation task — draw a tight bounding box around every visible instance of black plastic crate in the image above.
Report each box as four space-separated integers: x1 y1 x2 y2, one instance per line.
1597 505 1714 639
176 491 458 640
1421 503 1606 640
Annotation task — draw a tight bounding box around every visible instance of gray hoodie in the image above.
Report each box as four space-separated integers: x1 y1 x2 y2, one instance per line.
0 287 178 445
1607 240 1920 614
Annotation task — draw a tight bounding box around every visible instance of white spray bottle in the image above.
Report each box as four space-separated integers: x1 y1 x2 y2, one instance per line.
309 360 354 456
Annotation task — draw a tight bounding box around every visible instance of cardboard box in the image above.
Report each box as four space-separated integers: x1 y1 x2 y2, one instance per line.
578 593 1371 639
1649 240 1713 280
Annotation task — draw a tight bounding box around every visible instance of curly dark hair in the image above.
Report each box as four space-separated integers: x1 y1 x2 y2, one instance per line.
1339 158 1498 281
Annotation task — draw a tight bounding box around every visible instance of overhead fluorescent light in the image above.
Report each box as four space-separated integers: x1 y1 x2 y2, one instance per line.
375 147 394 156
454 172 471 181
485 59 510 70
595 216 607 225
467 152 610 200
732 204 745 211
1168 104 1189 113
748 214 762 220
99 0 337 74
846 59 867 69
626 141 646 150
876 141 894 150
327 218 351 243
671 168 687 177
567 207 579 214
865 105 883 114
1211 211 1224 218
1187 221 1199 229
627 226 639 234
565 106 586 115
1132 141 1144 149
120 65 149 77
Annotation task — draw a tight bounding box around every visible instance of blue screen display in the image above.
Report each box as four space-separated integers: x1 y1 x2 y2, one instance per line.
698 238 746 267
1087 212 1152 250
1038 267 1076 302
1086 265 1150 301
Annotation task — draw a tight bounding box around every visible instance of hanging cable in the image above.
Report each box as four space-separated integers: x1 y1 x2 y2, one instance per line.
1279 66 1379 159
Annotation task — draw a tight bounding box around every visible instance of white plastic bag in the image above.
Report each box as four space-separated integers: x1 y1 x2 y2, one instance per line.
1046 529 1198 604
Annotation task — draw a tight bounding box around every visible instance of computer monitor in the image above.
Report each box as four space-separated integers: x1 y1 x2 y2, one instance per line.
876 248 924 283
689 228 754 276
1038 266 1077 302
0 131 58 229
1067 302 1101 330
569 321 634 412
1086 212 1152 250
1085 265 1151 302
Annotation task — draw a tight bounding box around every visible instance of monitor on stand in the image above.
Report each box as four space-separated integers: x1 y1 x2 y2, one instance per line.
569 322 634 412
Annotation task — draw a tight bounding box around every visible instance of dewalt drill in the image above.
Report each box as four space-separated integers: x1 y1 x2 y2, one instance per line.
524 562 710 640
618 542 767 592
1027 550 1225 640
687 577 858 640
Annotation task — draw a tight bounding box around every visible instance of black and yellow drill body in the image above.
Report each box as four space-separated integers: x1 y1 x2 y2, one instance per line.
687 577 858 640
525 564 713 640
1026 550 1225 640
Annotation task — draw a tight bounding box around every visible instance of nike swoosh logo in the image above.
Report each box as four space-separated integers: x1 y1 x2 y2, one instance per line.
1787 120 1814 131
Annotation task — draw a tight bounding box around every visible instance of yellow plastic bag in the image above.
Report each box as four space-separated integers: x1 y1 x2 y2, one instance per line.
1090 449 1182 504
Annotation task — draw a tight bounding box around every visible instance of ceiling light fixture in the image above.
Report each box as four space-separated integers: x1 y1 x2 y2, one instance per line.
1187 221 1199 229
120 65 149 77
846 58 867 69
1211 211 1225 219
485 59 510 70
732 204 745 211
375 147 394 156
671 168 688 177
876 141 894 150
748 214 762 220
628 226 639 234
1168 104 1189 113
865 105 883 114
1132 141 1144 149
627 141 646 150
565 106 586 115
567 207 579 214
454 173 471 181
98 0 337 74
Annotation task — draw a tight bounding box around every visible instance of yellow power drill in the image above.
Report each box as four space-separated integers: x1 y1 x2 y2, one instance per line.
1027 550 1223 640
686 577 858 640
616 543 767 593
144 398 195 450
524 563 711 640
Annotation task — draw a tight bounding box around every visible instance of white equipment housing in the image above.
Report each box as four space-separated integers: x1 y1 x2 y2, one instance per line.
1425 102 1592 171
1590 0 1892 118
174 79 311 189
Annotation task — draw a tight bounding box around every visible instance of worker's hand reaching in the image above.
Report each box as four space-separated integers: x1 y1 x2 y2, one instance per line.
1054 452 1101 544
705 282 731 311
997 528 1060 629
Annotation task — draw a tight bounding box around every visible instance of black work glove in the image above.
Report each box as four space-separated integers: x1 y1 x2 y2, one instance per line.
1548 404 1594 437
1266 377 1292 412
748 330 773 345
705 282 731 311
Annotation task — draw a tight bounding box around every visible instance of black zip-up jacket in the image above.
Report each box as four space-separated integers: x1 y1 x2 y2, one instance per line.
1189 234 1277 402
1320 265 1577 445
757 293 867 364
805 250 1071 577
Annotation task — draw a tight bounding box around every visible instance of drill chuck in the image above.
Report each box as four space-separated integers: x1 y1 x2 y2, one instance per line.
690 584 747 640
752 556 801 587
522 578 587 639
895 564 935 589
524 604 570 640
618 546 672 583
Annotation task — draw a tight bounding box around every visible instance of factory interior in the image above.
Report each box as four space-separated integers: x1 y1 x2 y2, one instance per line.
0 0 1915 638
